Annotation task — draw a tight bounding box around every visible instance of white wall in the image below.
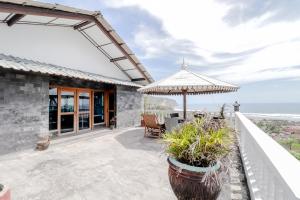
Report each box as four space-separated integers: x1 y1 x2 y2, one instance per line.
0 23 129 81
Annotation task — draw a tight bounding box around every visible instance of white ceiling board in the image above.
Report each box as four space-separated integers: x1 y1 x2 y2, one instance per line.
127 70 144 79
117 59 135 70
84 26 111 46
102 44 124 58
52 18 82 26
21 15 57 23
0 12 11 21
134 80 146 85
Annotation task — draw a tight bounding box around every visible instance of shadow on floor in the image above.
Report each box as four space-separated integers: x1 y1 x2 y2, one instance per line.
115 128 166 153
51 129 112 146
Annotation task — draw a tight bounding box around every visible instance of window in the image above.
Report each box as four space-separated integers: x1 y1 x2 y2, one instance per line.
79 92 90 112
79 113 90 130
49 87 105 133
61 115 74 133
61 91 74 113
78 91 90 130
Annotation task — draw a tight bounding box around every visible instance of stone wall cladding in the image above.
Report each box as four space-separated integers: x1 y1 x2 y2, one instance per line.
0 70 49 155
116 85 142 128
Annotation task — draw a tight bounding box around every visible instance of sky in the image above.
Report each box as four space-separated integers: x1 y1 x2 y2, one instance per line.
42 0 300 104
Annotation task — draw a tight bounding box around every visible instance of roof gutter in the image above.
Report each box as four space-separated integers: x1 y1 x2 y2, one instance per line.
0 2 94 21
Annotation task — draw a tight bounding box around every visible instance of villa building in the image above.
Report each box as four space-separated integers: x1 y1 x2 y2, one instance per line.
0 0 154 154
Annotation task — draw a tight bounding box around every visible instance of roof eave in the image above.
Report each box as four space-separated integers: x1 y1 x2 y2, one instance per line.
0 0 154 84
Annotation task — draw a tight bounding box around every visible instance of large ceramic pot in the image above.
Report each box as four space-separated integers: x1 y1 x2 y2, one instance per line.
167 157 221 200
0 184 10 200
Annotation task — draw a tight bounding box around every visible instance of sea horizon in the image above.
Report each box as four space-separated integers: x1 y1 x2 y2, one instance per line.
175 102 300 115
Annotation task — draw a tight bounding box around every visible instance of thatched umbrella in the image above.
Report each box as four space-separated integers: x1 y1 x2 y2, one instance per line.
138 62 239 120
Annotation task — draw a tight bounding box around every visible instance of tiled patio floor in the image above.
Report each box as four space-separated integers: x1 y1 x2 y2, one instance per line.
0 128 248 200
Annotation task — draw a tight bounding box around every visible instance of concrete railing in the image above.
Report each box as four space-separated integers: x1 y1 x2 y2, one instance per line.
235 112 300 200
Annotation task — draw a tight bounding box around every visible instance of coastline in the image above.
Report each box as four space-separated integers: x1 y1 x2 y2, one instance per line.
243 113 300 121
175 103 300 115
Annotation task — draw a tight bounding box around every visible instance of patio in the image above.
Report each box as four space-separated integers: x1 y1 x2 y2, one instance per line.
0 128 248 200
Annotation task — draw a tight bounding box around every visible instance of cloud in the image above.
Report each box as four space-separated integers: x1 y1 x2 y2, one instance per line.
103 0 300 84
42 0 300 85
218 0 300 26
202 40 300 83
133 25 201 60
212 46 267 59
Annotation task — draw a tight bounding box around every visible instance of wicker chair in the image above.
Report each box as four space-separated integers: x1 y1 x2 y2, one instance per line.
143 114 165 138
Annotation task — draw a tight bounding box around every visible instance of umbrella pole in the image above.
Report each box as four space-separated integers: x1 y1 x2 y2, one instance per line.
183 90 187 120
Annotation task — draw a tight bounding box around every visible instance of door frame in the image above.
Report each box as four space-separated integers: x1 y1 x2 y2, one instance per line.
92 90 106 128
58 87 77 135
52 86 112 135
76 88 92 133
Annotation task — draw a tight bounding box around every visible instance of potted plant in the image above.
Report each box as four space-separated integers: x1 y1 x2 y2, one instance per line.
163 116 232 200
0 184 10 200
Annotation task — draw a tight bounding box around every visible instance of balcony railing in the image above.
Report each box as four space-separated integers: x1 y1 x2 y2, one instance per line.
235 112 300 200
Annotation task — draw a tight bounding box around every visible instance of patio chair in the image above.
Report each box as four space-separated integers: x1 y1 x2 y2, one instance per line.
143 114 165 138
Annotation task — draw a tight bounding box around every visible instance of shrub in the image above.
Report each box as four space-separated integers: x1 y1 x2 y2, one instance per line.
164 116 232 167
291 151 300 160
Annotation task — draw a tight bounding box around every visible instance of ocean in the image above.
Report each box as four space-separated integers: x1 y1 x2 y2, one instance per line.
175 103 300 121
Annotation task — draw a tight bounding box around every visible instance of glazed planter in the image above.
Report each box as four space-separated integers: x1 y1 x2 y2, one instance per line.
0 185 10 200
167 157 221 200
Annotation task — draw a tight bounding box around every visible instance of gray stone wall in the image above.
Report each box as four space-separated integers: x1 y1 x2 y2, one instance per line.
116 85 143 128
0 70 49 155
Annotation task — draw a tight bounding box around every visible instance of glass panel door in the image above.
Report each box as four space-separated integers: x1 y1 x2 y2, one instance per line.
94 91 104 125
53 88 93 134
78 91 90 131
60 90 75 134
